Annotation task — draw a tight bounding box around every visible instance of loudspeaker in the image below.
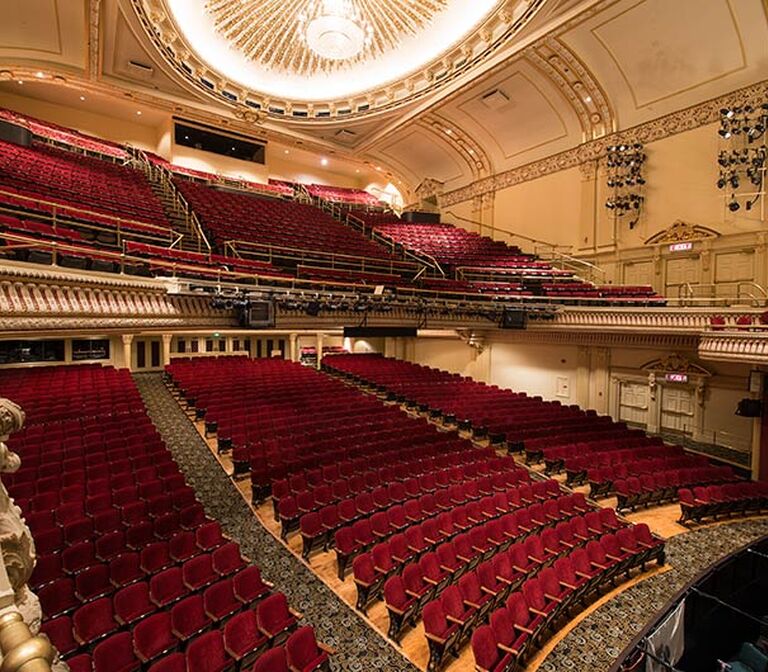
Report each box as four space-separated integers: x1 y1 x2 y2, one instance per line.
239 301 274 328
401 211 440 224
500 310 527 329
0 121 32 147
735 399 762 417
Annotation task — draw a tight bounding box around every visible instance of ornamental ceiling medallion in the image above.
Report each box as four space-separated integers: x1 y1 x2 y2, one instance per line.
206 0 447 77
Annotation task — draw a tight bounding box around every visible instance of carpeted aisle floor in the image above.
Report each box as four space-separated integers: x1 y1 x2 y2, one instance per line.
134 372 418 672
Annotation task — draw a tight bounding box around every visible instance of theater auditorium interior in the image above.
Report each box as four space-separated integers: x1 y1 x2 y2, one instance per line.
0 0 767 671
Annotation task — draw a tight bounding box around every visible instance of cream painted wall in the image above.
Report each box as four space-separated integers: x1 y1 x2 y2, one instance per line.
489 341 580 401
491 167 584 249
444 121 765 260
171 145 270 183
608 122 764 250
442 200 481 234
407 337 491 382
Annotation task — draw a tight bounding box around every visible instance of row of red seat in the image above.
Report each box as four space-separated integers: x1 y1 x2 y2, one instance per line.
280 449 510 539
306 183 381 206
165 358 482 500
174 178 394 262
355 492 593 614
0 107 129 159
471 525 664 672
0 364 328 672
678 483 768 524
615 467 739 512
0 141 168 229
323 354 609 446
308 472 536 572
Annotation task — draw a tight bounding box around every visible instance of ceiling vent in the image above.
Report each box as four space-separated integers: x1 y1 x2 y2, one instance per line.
481 88 510 111
334 129 357 141
127 60 154 80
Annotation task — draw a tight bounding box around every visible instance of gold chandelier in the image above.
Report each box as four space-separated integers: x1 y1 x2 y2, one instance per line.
205 0 448 76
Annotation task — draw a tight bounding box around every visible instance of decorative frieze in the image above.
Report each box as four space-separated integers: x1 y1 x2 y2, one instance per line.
442 79 768 206
699 333 768 364
0 279 234 333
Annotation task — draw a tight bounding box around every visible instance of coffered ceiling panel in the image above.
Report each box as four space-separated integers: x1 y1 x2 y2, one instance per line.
103 5 190 96
441 63 582 170
560 0 768 127
372 129 468 188
0 0 85 72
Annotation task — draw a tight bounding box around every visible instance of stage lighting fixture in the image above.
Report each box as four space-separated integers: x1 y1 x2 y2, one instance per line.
728 197 740 212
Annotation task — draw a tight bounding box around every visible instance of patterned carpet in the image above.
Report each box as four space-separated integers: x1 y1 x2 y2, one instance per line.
134 373 418 672
135 371 768 672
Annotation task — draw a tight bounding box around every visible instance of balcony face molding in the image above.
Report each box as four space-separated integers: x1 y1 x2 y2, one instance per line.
699 333 768 365
0 279 234 333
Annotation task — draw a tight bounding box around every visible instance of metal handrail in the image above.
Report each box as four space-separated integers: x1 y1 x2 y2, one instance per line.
134 150 212 254
224 238 420 274
679 282 768 307
443 210 605 281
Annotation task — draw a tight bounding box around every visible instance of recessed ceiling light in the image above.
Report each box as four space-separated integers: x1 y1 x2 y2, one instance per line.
355 169 360 173
35 71 44 79
445 128 453 135
17 80 23 85
320 158 328 166
79 95 86 101
584 95 592 103
284 149 289 154
136 110 142 115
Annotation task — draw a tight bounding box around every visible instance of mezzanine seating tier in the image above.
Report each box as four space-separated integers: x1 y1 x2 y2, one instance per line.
173 179 395 264
0 140 168 230
0 108 129 159
1 364 327 672
144 152 294 198
305 184 381 207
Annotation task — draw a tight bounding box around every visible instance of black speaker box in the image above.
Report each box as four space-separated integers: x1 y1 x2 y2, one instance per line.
0 120 32 146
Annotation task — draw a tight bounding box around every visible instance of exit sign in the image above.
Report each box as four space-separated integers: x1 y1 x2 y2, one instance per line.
669 242 693 252
665 373 688 383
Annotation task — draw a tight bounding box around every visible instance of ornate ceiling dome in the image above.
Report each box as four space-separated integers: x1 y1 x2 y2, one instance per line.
206 0 448 75
137 0 548 120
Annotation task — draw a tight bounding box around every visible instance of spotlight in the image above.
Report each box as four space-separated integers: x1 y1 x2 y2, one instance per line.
728 197 740 212
729 174 740 189
717 177 726 189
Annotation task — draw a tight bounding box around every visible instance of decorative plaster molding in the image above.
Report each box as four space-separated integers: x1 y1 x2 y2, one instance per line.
526 37 614 140
489 328 699 350
0 279 235 332
420 113 492 178
88 0 103 79
642 353 712 377
699 333 768 364
131 0 548 121
442 79 768 205
644 221 721 245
